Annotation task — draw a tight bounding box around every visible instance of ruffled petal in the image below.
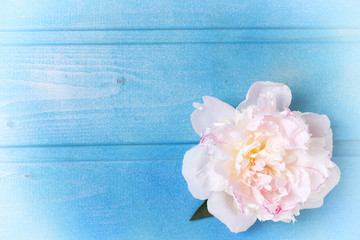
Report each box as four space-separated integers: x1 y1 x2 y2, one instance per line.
237 82 292 112
191 96 235 135
300 197 323 209
182 145 212 200
321 165 341 197
276 116 310 149
301 164 340 210
281 166 312 206
207 192 257 233
302 112 333 153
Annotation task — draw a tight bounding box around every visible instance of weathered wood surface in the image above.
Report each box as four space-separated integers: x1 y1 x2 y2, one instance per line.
0 1 360 239
0 0 359 30
1 29 360 45
0 155 356 240
1 43 360 146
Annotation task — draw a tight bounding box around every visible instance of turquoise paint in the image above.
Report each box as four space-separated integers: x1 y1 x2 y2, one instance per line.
0 1 360 29
0 1 359 239
1 44 360 146
0 157 357 239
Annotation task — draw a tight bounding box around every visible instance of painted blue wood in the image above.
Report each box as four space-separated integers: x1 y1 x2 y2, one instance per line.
0 0 359 30
1 43 360 146
0 145 194 162
1 1 360 239
0 156 356 240
1 29 360 45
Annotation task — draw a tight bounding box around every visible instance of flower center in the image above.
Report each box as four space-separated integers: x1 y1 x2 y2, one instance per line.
233 133 284 188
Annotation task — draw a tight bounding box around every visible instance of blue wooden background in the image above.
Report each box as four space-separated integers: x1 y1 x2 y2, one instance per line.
0 1 360 239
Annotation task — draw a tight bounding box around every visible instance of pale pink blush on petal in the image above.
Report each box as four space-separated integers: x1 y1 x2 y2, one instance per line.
237 81 292 112
302 112 333 153
316 165 341 199
191 96 236 135
182 145 212 200
207 192 257 233
300 164 340 210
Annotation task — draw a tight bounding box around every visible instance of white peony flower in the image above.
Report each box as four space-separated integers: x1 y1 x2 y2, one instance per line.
182 81 340 233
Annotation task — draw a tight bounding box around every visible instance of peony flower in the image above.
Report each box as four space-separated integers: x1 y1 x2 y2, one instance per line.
182 81 340 233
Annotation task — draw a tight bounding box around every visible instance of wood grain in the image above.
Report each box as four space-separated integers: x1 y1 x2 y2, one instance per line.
1 29 360 45
0 0 359 30
1 43 360 146
0 156 356 240
1 1 359 239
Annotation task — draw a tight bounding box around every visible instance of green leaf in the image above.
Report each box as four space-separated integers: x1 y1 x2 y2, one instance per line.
189 200 213 221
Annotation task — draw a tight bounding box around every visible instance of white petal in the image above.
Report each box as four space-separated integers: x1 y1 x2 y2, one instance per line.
207 192 257 233
281 166 312 205
191 96 235 135
301 165 340 210
276 116 310 148
302 112 333 153
317 165 340 199
237 82 292 111
300 198 323 209
182 145 212 200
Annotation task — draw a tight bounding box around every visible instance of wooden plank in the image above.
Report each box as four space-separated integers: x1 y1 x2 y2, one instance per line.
0 144 194 162
0 142 358 163
0 0 360 30
1 29 360 45
1 43 360 146
0 156 355 239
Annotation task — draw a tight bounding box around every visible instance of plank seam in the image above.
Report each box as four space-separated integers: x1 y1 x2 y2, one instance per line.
1 27 360 32
0 140 357 149
1 29 360 45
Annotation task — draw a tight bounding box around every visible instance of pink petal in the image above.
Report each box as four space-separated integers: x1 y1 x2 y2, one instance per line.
280 167 311 206
191 96 235 135
302 112 333 153
300 198 324 209
182 145 212 200
301 165 340 210
207 192 257 233
277 117 309 149
213 161 252 197
237 82 292 111
319 165 341 197
303 148 332 178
